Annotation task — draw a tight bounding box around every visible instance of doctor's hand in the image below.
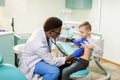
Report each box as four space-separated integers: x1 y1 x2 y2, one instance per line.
72 47 84 57
72 38 88 45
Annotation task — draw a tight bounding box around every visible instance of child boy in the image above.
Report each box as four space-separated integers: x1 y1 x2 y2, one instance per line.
61 21 103 80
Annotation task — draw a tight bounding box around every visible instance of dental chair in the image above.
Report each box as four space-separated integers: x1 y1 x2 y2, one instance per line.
0 53 27 80
56 32 111 80
56 42 91 80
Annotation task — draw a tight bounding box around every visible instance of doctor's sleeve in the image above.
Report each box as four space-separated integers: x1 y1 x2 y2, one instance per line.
35 46 66 67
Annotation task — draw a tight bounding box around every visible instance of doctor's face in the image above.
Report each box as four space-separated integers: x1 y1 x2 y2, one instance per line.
51 27 61 39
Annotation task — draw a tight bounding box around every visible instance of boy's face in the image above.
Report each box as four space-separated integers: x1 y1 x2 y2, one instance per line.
78 26 90 38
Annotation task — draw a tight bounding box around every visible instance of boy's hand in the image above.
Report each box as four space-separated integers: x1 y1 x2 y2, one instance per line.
72 38 88 45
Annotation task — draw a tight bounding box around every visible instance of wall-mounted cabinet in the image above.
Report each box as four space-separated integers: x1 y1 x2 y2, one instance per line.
65 0 92 9
0 0 5 6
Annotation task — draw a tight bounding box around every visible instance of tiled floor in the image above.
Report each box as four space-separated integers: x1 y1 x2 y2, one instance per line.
88 59 120 80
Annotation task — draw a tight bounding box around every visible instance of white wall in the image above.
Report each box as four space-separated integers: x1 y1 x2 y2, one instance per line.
11 0 66 33
72 0 100 33
0 0 12 30
1 0 99 33
101 0 120 64
0 0 65 33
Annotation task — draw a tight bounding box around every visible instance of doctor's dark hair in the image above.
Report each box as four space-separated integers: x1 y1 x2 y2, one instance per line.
43 17 62 32
79 21 92 31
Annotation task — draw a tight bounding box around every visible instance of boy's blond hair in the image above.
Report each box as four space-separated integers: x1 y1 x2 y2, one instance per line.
79 21 92 31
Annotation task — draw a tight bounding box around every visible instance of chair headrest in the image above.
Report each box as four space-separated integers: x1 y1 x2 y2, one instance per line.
0 53 3 64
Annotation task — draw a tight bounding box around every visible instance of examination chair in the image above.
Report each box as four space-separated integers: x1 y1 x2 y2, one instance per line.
0 53 27 80
56 33 111 80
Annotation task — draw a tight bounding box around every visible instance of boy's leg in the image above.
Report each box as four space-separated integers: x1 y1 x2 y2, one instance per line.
62 58 89 80
34 60 60 80
58 63 71 80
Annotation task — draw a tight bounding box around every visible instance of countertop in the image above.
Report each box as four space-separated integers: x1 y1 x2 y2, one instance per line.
14 33 31 39
0 31 14 36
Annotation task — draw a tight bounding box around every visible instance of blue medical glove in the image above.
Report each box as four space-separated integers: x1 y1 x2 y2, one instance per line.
72 47 84 57
72 38 88 45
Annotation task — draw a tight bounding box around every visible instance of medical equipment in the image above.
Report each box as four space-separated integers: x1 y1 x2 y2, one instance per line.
50 35 89 55
0 53 27 80
51 40 67 56
49 36 67 56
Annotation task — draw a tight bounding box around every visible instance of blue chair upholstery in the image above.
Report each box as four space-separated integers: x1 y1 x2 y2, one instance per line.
0 53 27 80
70 68 89 77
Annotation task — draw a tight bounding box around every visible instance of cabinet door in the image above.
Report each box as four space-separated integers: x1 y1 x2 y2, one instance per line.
65 0 92 9
0 34 15 65
14 36 27 45
14 34 29 45
0 0 5 6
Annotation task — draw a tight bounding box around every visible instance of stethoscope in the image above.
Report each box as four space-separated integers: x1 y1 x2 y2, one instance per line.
49 36 67 56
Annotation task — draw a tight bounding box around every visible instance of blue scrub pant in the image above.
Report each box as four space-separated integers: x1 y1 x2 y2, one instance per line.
34 60 60 80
